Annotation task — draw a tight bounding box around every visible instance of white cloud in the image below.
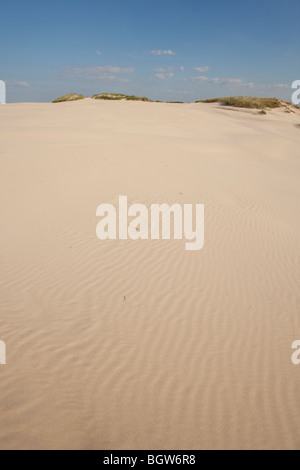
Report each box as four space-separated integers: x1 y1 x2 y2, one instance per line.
179 66 184 71
96 51 102 56
62 65 134 82
194 66 210 73
155 72 174 80
150 49 176 56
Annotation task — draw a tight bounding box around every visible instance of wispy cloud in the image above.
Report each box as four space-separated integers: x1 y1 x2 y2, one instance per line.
188 76 290 91
210 77 250 85
259 83 289 89
213 78 256 88
150 49 176 56
153 66 187 79
188 76 255 88
96 51 102 56
189 76 209 82
62 65 135 82
63 65 134 75
155 72 174 80
194 66 210 73
6 81 29 87
155 67 174 73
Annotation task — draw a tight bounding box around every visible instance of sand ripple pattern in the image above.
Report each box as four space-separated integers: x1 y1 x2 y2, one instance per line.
0 101 300 449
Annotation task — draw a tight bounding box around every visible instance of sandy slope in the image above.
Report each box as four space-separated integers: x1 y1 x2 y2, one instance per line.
0 99 300 450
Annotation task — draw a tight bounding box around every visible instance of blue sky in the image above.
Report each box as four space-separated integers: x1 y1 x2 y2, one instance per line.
0 0 299 102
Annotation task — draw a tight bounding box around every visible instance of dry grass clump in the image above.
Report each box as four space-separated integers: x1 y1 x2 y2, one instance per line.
196 96 286 110
92 93 152 102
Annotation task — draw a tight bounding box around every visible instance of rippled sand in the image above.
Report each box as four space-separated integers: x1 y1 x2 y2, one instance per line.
0 99 300 449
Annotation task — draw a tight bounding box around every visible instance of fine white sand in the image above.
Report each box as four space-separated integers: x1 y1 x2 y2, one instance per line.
0 99 300 449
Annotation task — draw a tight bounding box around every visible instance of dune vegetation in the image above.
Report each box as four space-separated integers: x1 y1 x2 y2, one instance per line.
196 96 295 110
92 93 125 100
51 94 298 112
52 93 84 103
92 93 152 101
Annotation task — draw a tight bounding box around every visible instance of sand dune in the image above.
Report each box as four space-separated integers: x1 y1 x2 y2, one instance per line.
0 99 300 449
